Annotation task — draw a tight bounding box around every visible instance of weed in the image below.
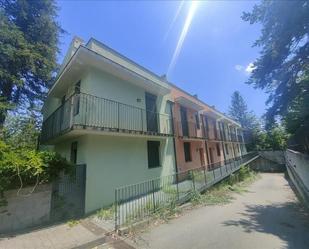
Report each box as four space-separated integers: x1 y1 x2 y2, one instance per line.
67 219 80 227
96 205 115 220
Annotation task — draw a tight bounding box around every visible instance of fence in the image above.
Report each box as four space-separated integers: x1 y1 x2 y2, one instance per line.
114 152 258 229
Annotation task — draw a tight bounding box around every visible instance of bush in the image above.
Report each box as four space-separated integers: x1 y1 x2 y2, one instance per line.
0 140 73 195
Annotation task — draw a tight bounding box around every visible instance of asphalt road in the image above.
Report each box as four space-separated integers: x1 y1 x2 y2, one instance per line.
133 173 309 249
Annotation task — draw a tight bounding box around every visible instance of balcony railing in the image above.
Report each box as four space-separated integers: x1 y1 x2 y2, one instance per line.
41 93 173 142
175 121 205 138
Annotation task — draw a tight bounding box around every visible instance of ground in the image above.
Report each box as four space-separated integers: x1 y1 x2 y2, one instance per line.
125 173 309 249
1 173 308 249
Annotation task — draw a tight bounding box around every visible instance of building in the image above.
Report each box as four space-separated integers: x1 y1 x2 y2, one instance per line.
170 84 246 173
41 37 247 214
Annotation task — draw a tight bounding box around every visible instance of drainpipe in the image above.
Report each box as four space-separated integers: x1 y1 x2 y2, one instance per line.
168 100 178 174
219 122 227 163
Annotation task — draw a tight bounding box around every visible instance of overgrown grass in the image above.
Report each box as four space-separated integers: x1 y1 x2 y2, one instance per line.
96 205 115 220
121 166 259 238
190 166 259 206
67 219 80 227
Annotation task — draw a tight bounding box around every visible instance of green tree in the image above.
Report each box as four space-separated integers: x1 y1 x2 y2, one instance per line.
228 91 258 129
0 0 63 127
242 0 309 152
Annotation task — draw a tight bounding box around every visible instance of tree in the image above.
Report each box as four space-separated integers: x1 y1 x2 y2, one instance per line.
228 91 261 150
228 91 258 129
0 0 63 128
242 0 309 152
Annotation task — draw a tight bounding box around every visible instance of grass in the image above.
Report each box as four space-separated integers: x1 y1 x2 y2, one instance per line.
67 219 80 227
190 166 260 206
96 205 115 220
121 166 260 239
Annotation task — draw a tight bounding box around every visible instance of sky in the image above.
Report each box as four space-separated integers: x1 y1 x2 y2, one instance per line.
56 0 268 117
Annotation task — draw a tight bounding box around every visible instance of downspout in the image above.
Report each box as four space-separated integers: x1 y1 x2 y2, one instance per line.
219 122 227 163
202 115 210 167
168 100 178 174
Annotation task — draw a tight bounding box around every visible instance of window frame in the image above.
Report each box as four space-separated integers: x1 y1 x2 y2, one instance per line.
70 141 78 164
216 143 221 156
147 141 161 168
184 142 192 162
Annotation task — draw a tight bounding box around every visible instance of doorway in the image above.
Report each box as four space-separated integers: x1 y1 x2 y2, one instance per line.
145 93 158 132
180 106 189 136
199 148 205 166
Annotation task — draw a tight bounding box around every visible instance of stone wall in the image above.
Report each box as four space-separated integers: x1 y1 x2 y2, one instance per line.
0 184 52 234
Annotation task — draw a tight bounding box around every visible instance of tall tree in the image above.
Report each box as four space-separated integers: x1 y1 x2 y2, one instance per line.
228 91 257 129
229 91 261 150
242 0 309 152
0 0 63 127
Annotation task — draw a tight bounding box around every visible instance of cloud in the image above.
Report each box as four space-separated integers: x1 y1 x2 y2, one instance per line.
234 62 255 75
245 62 255 74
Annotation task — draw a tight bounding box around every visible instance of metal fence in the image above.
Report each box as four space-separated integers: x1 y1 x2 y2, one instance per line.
41 92 173 142
114 152 258 229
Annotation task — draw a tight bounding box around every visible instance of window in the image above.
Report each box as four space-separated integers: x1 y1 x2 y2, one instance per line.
216 143 221 156
70 142 78 164
147 141 160 168
184 142 192 162
74 81 81 116
225 144 229 155
195 113 200 129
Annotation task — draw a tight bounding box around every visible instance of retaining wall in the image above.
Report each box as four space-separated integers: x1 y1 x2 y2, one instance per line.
0 184 52 234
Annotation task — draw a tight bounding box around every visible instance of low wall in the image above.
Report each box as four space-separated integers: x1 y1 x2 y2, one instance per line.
0 184 52 234
258 151 286 164
285 150 309 206
249 156 285 172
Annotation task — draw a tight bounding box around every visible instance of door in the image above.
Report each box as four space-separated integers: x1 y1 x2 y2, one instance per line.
209 147 214 164
180 106 189 136
199 148 205 166
50 164 86 222
145 93 158 132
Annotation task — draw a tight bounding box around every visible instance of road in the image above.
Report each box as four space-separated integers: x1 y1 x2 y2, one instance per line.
132 173 309 249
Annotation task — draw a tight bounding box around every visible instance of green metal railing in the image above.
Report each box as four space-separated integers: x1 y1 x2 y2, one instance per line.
114 152 258 230
41 92 173 142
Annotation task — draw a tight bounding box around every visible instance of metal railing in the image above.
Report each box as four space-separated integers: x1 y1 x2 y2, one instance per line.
175 121 203 138
41 92 174 142
114 152 258 229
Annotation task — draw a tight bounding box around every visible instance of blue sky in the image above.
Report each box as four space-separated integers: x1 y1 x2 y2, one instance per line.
56 0 268 117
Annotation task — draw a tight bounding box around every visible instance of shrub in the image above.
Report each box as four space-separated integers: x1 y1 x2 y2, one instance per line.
0 140 73 195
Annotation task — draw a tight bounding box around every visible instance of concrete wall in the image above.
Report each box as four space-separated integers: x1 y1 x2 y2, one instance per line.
285 150 309 190
55 134 175 213
249 156 285 172
259 151 285 165
0 184 51 234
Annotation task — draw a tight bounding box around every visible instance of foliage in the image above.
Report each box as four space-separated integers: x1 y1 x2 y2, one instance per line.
96 205 115 220
191 166 259 206
229 91 259 130
228 91 288 151
67 219 80 228
0 0 64 126
3 112 40 149
0 140 73 195
242 0 309 152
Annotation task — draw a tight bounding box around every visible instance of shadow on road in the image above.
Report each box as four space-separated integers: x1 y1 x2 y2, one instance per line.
223 202 309 249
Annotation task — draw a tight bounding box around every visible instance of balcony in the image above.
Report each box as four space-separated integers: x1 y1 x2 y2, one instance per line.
175 121 204 139
41 93 173 143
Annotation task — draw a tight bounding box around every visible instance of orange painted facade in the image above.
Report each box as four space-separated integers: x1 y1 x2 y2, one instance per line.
170 84 246 173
